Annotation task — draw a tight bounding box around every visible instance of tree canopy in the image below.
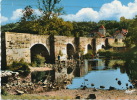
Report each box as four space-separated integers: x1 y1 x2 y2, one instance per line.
125 15 137 47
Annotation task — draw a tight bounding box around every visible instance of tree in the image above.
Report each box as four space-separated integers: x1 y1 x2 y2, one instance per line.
119 16 131 30
37 0 64 18
1 23 19 33
21 5 35 21
125 15 137 47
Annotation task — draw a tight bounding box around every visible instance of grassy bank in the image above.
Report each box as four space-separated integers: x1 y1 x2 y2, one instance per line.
1 94 72 99
98 46 137 58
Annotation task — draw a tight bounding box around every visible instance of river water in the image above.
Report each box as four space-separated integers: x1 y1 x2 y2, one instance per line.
67 59 133 90
31 58 136 90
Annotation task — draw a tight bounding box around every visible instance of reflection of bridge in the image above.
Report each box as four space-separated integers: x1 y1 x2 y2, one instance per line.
2 32 123 65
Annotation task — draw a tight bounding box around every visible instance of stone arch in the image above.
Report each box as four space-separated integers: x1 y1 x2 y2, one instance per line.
86 44 93 54
30 44 50 63
66 43 75 59
101 44 106 49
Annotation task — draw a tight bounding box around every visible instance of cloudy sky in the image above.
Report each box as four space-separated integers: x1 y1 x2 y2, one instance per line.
1 0 137 25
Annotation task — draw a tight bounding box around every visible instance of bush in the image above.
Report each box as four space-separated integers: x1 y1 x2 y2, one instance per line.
83 53 93 59
83 50 93 59
8 59 30 76
33 54 45 67
1 88 8 96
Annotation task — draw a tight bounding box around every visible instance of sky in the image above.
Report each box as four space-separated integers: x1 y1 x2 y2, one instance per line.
1 0 137 25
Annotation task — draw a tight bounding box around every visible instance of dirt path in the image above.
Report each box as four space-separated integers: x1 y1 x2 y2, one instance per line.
29 67 52 72
36 88 137 99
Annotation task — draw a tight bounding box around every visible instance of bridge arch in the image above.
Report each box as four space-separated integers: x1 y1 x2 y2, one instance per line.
66 43 75 59
30 43 50 63
87 44 93 54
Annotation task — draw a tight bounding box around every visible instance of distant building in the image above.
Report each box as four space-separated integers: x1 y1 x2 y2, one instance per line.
98 25 106 36
113 29 128 39
88 25 106 38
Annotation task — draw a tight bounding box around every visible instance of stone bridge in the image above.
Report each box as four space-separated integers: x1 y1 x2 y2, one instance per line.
2 32 123 66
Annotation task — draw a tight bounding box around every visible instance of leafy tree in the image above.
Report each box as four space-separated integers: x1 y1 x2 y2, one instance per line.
1 23 19 33
119 16 131 30
21 5 35 21
72 21 97 37
125 15 137 47
38 0 64 18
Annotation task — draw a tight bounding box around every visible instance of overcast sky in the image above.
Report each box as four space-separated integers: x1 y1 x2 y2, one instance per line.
1 0 137 25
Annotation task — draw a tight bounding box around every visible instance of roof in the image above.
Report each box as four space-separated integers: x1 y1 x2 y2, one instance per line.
121 29 128 36
114 29 128 37
99 25 105 29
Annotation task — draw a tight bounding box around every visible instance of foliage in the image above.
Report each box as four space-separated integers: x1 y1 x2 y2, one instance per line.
83 53 92 59
122 46 137 85
72 21 98 37
125 15 137 47
83 50 93 59
1 23 19 33
21 5 35 21
33 54 45 67
58 50 63 56
97 49 125 58
31 71 46 82
38 0 64 17
1 88 8 96
7 59 30 76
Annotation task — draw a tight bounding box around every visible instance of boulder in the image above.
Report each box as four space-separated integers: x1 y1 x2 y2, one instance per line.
82 86 87 90
109 86 115 90
75 94 81 99
16 90 24 95
87 94 96 99
93 88 97 92
6 84 10 88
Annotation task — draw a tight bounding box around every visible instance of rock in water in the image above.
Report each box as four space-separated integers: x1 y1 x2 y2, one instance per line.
100 86 105 89
91 83 94 86
109 86 115 90
118 81 122 85
88 94 96 99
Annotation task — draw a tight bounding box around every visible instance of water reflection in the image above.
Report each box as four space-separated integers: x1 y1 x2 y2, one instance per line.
31 58 137 90
67 59 134 90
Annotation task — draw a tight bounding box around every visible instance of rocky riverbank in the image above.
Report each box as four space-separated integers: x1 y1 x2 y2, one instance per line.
2 88 137 99
33 88 137 99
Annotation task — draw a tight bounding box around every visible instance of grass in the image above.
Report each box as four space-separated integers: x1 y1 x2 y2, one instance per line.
108 60 125 67
1 94 73 99
110 42 125 47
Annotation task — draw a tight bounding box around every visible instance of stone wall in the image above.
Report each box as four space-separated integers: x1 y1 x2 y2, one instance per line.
54 36 75 60
3 32 124 66
5 32 50 65
79 37 93 54
96 38 106 52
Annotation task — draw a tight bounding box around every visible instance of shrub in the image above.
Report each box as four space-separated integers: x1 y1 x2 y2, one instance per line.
1 88 8 96
33 54 45 67
83 50 93 59
8 59 30 76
